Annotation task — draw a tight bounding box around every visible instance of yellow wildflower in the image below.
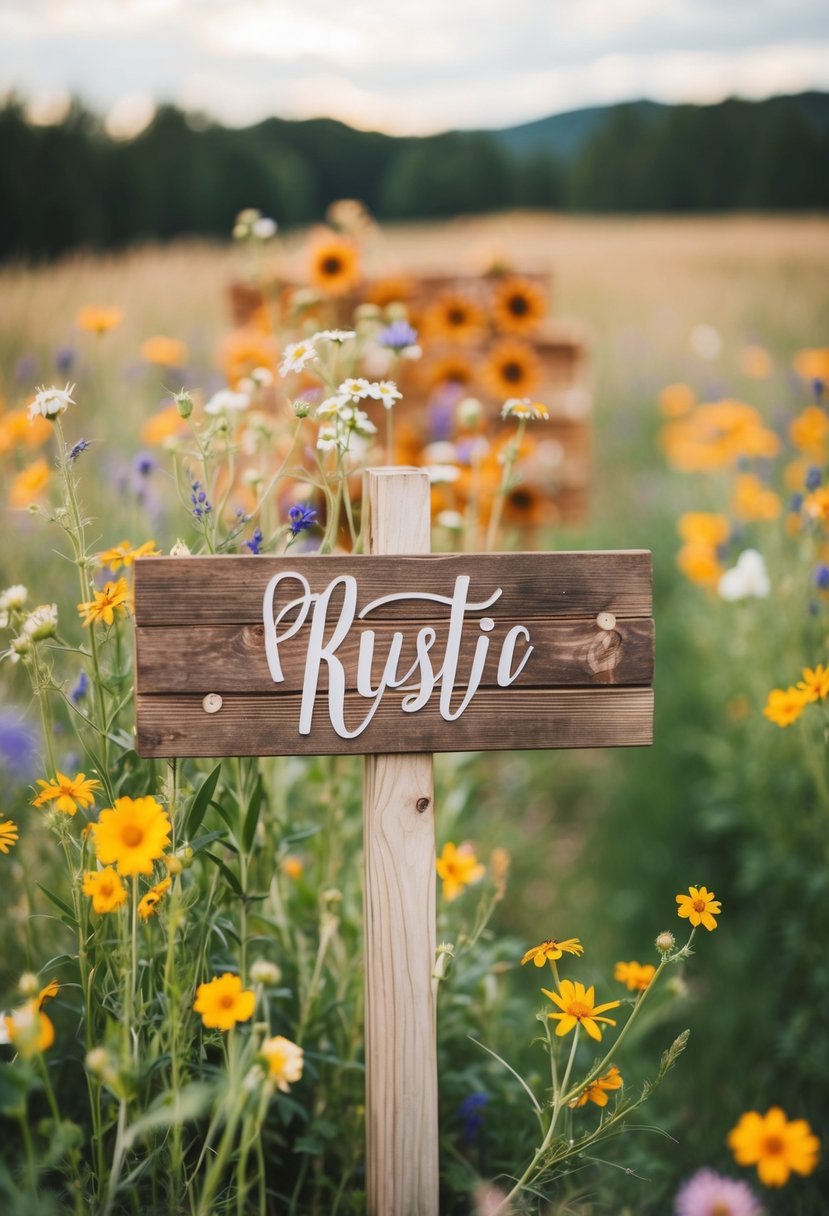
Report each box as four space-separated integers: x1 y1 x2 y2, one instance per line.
789 405 829 458
77 578 131 627
137 877 172 920
33 771 101 817
139 336 189 366
76 306 123 336
0 818 19 854
763 686 811 727
521 938 584 967
82 867 128 914
436 841 486 901
793 348 829 385
728 1107 820 1187
3 1002 55 1057
614 960 656 991
658 382 696 418
731 474 781 522
260 1035 304 1092
676 884 721 931
797 664 829 701
543 979 620 1042
91 795 172 876
10 458 50 508
193 973 256 1031
97 540 161 571
569 1065 623 1108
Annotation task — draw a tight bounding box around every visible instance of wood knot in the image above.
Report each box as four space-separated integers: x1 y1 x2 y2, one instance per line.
415 797 431 814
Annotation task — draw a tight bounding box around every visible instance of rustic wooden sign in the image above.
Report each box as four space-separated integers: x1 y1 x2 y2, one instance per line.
134 550 653 758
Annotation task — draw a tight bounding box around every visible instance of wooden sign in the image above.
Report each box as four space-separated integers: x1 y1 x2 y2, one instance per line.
134 550 653 758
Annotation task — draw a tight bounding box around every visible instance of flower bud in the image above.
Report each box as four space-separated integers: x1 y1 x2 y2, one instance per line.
293 400 311 419
174 390 194 419
655 931 676 954
18 972 40 998
250 959 282 986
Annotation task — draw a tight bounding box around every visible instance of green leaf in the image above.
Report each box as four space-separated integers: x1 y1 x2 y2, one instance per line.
242 773 265 852
36 883 76 922
122 1083 215 1149
185 763 222 838
204 851 243 896
0 1062 34 1118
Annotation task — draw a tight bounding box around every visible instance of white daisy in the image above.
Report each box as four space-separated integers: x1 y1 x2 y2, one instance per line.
279 341 318 377
28 383 75 422
204 389 250 416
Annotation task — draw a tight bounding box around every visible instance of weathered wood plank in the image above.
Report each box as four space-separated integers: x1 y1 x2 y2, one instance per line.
135 686 654 758
133 551 652 625
136 617 654 694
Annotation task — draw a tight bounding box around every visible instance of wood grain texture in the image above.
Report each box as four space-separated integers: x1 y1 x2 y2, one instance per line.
133 550 652 624
135 617 655 694
362 468 438 1216
135 686 654 757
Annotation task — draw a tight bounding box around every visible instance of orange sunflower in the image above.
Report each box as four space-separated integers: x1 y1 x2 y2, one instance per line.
491 276 548 336
422 292 486 345
483 339 542 399
422 353 477 394
307 232 361 296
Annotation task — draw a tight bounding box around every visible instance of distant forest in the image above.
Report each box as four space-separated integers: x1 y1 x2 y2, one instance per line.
2 91 828 260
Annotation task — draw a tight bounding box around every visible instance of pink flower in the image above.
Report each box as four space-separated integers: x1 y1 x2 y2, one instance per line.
674 1168 762 1216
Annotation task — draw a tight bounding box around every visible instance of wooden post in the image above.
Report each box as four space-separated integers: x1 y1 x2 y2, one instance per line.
362 468 439 1216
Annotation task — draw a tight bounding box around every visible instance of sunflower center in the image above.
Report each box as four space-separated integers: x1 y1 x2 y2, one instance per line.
762 1134 785 1156
508 294 529 316
219 994 236 1009
503 361 523 382
692 898 706 912
448 308 466 326
510 489 534 511
322 256 343 276
569 1002 591 1019
121 824 145 848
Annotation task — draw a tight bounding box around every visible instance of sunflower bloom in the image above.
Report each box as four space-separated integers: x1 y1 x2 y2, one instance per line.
492 276 548 336
423 292 486 344
77 578 131 627
543 979 620 1041
728 1107 820 1187
676 885 721 931
521 938 584 967
82 867 128 914
0 819 19 854
436 841 486 901
483 338 542 399
91 795 172 876
569 1065 623 1109
137 877 172 920
308 233 360 296
33 771 101 817
614 960 656 991
763 686 811 728
260 1035 304 1092
193 973 256 1031
3 1002 55 1057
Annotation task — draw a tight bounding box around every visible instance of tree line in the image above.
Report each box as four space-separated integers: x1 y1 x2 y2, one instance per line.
1 93 827 261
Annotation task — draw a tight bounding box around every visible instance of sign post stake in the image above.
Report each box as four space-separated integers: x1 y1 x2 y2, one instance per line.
362 467 439 1216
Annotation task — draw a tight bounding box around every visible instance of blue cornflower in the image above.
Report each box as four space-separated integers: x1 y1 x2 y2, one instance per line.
814 564 829 590
190 480 212 519
806 466 823 491
69 671 89 704
457 1092 489 1144
244 528 264 555
68 438 91 461
377 320 418 351
288 504 318 536
134 452 157 477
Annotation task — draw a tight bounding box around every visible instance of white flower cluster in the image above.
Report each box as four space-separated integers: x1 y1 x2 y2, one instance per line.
718 549 771 601
232 208 277 242
28 383 75 422
1 595 58 664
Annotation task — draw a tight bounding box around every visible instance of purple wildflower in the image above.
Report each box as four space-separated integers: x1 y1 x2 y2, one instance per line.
814 564 829 590
69 671 89 705
244 528 264 555
789 492 804 514
457 1092 489 1145
813 378 824 402
288 504 318 536
68 438 91 462
190 480 212 520
377 320 418 351
54 345 76 375
134 452 157 477
0 712 39 780
674 1168 761 1216
805 466 822 491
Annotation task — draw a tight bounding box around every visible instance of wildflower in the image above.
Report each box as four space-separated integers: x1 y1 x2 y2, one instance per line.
492 276 547 336
3 1002 54 1057
76 306 123 336
0 712 38 777
244 528 264 555
33 771 101 816
91 795 172 876
458 1092 489 1142
193 973 256 1031
484 339 542 399
137 876 172 920
731 474 781 522
97 540 160 570
377 319 418 351
288 504 318 536
205 388 250 416
77 578 130 627
797 664 829 701
718 550 771 601
501 397 549 421
338 377 373 400
658 382 696 418
436 841 486 901
190 481 212 520
369 380 402 409
28 383 75 422
423 292 486 344
763 686 811 727
614 960 656 991
0 585 28 618
10 458 50 507
674 1167 761 1216
37 978 59 1008
805 466 822 491
250 960 282 986
55 345 76 374
543 979 620 1041
259 1035 304 1091
521 938 584 967
82 867 128 914
569 1065 623 1109
68 438 91 461
793 348 829 384
789 404 829 457
676 885 721 931
21 603 58 642
655 930 676 954
141 402 188 444
281 855 303 879
170 538 191 557
308 232 360 295
279 340 318 377
139 336 188 367
727 1107 820 1187
7 634 32 663
0 818 19 854
219 329 278 388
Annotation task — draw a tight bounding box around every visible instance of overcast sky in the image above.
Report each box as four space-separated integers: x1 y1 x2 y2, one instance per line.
2 0 828 136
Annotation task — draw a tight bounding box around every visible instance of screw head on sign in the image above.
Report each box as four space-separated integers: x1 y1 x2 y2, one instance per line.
596 612 616 631
202 693 223 714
